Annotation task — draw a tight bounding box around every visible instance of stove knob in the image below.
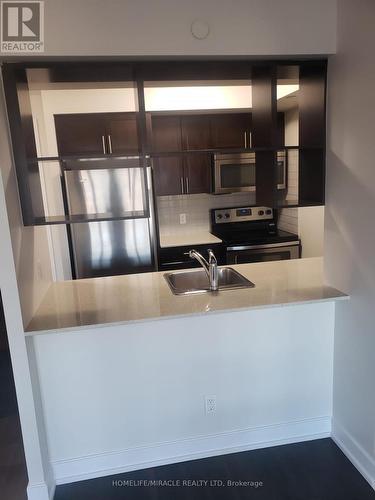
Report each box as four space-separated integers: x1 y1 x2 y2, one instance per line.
258 210 265 216
217 214 223 220
224 213 230 219
266 209 272 215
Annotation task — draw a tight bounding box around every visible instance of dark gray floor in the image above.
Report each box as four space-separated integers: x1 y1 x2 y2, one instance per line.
54 438 375 500
0 295 28 500
0 351 18 419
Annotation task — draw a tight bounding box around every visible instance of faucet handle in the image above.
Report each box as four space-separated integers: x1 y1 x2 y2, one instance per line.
207 249 217 264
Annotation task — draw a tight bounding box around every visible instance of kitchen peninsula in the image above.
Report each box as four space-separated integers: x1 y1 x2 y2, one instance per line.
25 257 347 486
26 258 346 333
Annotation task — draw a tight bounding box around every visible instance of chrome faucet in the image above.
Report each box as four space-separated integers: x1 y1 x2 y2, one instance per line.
188 249 219 291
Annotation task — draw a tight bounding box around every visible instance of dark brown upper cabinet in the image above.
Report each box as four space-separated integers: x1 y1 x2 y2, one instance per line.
151 115 182 152
54 114 105 155
210 113 251 149
181 115 211 150
54 112 139 156
184 153 211 194
105 113 139 153
152 156 185 196
151 116 184 196
152 112 283 153
151 115 211 196
152 151 211 197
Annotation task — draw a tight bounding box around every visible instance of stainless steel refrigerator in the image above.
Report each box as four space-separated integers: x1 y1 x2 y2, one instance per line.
64 157 157 279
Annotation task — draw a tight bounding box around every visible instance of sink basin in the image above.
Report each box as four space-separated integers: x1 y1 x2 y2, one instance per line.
164 267 255 295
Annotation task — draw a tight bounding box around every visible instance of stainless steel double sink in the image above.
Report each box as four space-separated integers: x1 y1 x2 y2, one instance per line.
164 267 255 295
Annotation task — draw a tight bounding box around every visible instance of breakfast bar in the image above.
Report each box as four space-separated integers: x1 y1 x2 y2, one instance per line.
26 257 347 334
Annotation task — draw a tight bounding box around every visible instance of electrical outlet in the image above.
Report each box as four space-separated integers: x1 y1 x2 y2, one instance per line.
205 395 216 415
179 213 187 225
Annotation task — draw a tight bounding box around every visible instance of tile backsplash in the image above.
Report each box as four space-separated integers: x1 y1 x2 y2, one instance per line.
157 192 256 237
286 148 299 203
278 208 299 234
277 148 299 234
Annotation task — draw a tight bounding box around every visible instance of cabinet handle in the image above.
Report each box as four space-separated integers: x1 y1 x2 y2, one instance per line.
180 177 184 194
249 131 252 148
186 177 189 194
101 135 106 154
244 131 247 148
107 135 113 154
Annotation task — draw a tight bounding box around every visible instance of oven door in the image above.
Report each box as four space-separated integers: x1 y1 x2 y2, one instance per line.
226 242 300 264
214 154 256 194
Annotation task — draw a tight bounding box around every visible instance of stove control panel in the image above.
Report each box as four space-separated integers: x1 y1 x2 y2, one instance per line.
213 206 273 224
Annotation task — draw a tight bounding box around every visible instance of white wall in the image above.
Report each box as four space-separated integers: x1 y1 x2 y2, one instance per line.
325 0 375 489
33 302 335 484
36 0 337 57
299 206 325 258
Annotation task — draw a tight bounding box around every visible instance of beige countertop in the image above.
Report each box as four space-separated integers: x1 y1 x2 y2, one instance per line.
159 231 222 248
26 258 348 335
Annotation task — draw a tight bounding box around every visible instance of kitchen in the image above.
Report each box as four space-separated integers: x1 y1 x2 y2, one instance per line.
21 64 324 283
0 2 374 500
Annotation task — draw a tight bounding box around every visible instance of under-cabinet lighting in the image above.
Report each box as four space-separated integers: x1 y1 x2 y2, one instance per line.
144 84 299 111
144 85 252 111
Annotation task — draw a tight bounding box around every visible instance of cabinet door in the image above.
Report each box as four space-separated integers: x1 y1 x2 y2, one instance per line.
210 113 251 149
54 113 106 155
153 157 184 196
151 115 181 152
184 154 211 194
104 113 139 153
181 115 211 150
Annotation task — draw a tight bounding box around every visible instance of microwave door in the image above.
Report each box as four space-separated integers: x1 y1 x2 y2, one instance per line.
215 158 256 194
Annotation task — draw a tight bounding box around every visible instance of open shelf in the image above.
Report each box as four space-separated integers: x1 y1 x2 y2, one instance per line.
2 60 327 225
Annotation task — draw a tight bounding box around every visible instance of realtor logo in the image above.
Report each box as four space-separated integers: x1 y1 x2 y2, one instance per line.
1 1 44 53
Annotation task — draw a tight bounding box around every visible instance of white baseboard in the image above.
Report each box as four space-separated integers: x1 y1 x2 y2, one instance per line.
332 419 375 490
52 415 331 485
27 481 53 500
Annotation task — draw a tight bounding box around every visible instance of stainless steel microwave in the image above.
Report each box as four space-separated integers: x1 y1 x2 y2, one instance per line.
213 151 286 194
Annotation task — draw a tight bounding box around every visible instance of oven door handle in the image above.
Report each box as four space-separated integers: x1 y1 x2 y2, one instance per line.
227 241 300 251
